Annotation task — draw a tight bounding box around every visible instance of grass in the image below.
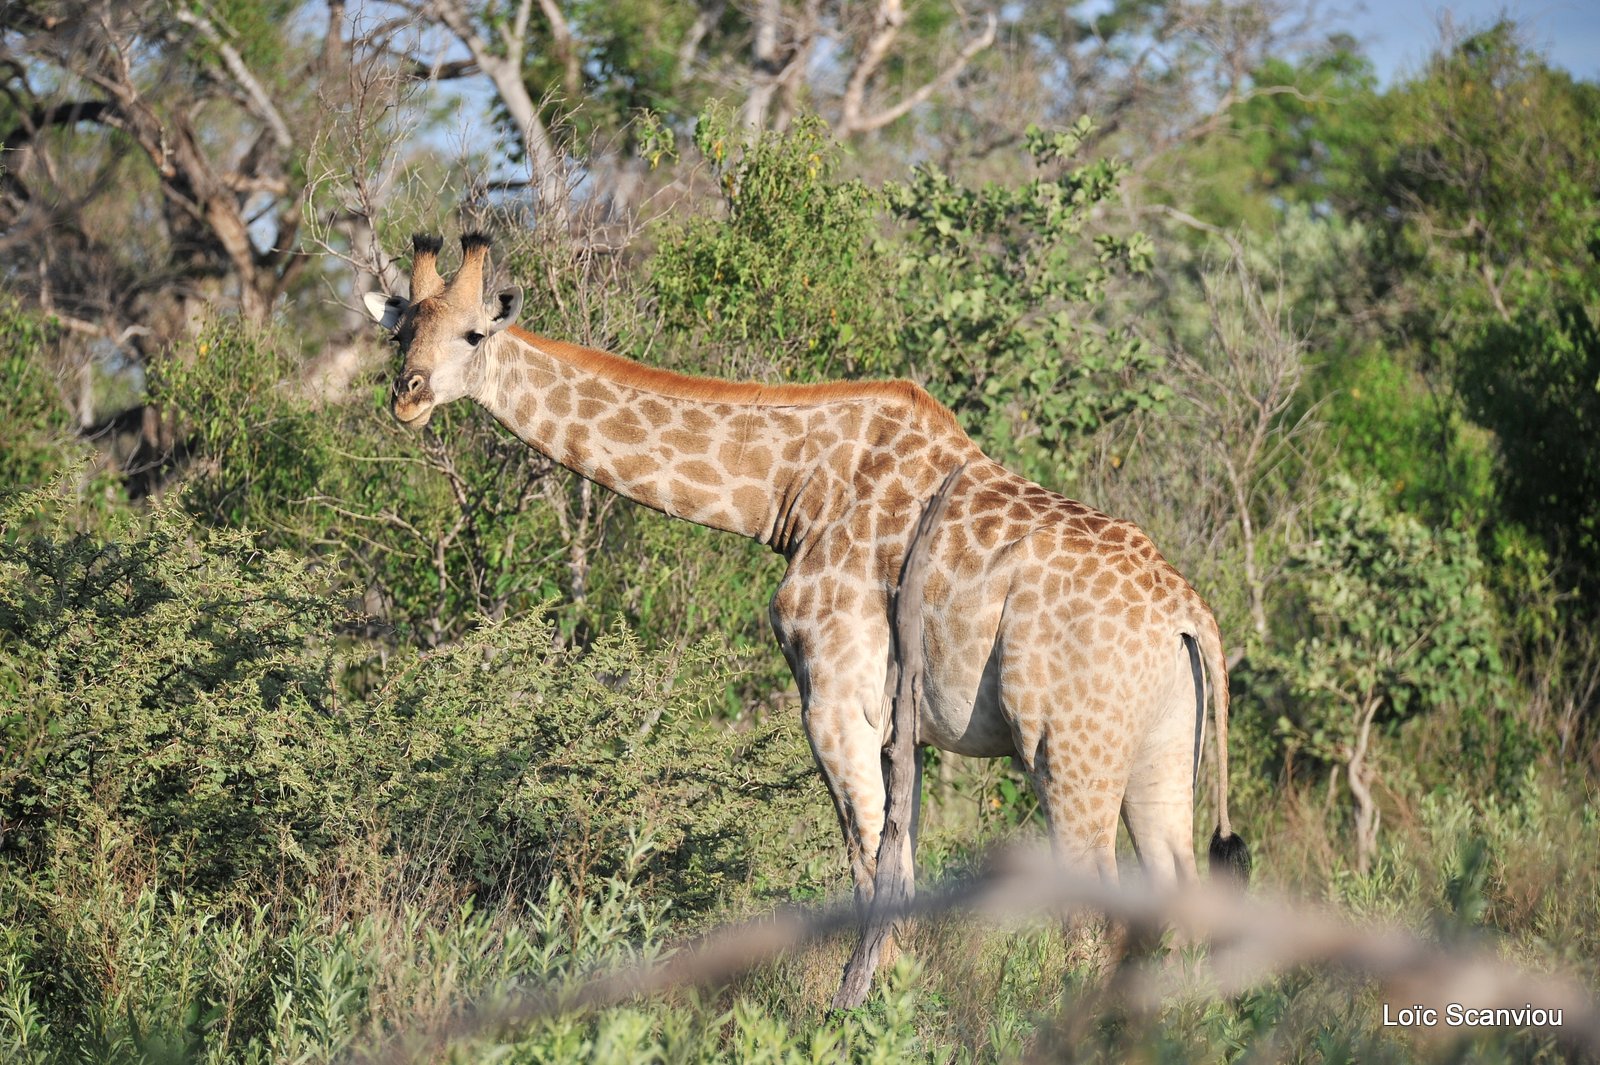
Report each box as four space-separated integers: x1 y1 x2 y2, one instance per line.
3 762 1595 1064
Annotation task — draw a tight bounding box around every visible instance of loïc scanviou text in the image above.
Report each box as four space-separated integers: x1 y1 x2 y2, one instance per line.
1383 1004 1564 1028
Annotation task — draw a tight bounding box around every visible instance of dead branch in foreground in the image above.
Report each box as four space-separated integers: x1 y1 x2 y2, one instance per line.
355 845 1600 1063
833 463 965 1009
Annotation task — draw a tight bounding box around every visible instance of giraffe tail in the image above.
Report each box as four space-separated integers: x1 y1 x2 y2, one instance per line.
1192 616 1251 886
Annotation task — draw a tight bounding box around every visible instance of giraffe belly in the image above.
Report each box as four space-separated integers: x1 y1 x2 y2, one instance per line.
918 643 1016 757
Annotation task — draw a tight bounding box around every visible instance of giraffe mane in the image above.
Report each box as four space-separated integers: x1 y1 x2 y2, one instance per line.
507 326 967 435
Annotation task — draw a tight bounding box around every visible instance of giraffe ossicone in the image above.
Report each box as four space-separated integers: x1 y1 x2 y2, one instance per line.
367 232 1249 915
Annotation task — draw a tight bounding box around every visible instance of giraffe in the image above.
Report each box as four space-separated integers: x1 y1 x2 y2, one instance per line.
365 232 1250 914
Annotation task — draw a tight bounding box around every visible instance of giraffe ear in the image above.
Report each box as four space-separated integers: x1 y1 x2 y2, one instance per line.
363 291 408 330
487 287 523 333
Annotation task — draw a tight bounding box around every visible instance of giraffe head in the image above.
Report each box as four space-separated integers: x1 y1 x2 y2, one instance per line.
363 233 524 428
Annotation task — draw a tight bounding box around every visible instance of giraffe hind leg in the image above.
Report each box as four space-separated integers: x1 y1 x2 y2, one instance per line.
1026 731 1124 884
1121 637 1203 891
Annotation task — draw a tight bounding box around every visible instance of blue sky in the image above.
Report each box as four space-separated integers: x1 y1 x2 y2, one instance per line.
1331 0 1599 84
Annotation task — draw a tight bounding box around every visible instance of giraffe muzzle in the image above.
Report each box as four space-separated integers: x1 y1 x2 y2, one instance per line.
391 369 435 427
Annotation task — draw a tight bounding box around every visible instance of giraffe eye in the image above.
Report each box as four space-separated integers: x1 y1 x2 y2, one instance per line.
466 330 485 347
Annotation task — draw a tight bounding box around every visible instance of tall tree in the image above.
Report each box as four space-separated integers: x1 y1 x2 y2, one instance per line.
0 1 325 335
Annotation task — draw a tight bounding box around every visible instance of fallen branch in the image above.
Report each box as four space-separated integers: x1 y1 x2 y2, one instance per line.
355 846 1600 1063
833 463 965 1008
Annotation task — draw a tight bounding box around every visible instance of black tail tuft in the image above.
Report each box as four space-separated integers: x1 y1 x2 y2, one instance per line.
1209 827 1251 887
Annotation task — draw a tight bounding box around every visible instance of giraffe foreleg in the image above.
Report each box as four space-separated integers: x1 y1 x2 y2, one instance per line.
803 693 892 908
802 678 928 975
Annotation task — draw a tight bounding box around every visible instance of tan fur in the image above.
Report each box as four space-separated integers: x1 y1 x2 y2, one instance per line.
509 327 965 433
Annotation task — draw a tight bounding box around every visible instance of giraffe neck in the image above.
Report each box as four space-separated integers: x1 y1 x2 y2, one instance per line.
472 327 963 551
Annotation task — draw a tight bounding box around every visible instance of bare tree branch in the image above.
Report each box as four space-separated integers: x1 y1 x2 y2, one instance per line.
394 55 480 80
69 12 277 320
0 99 114 153
837 5 997 138
739 0 792 131
354 845 1600 1064
676 0 725 82
534 0 581 100
171 6 293 152
422 0 568 212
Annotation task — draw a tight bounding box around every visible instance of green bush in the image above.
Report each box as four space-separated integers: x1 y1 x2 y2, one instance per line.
1460 300 1600 596
651 109 900 380
0 303 93 493
154 320 566 649
1317 347 1495 527
0 483 359 893
888 118 1163 486
1261 476 1522 873
0 484 823 907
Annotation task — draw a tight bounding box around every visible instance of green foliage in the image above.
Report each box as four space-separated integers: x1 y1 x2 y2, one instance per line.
366 614 822 907
0 485 821 906
157 322 335 531
0 830 954 1064
1353 23 1600 351
1257 473 1538 875
0 303 88 492
652 110 1169 492
1270 477 1507 762
1460 299 1600 595
196 0 301 73
155 319 624 653
651 109 898 379
1183 45 1380 232
490 0 718 149
0 834 675 1063
147 255 791 706
9 759 1591 1063
157 321 516 646
568 503 788 708
887 118 1163 483
1181 25 1600 650
0 485 357 892
1317 346 1495 525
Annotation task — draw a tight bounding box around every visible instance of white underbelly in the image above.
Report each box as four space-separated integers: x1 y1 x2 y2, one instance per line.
918 652 1016 757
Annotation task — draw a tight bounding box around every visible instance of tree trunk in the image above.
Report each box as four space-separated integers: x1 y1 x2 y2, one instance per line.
1347 698 1382 876
833 464 964 1009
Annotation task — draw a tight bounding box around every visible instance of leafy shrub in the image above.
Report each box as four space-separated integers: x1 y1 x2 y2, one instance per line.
1460 300 1600 597
1262 476 1517 873
651 109 899 380
0 483 359 892
154 319 566 649
0 302 92 493
887 118 1163 485
363 613 825 908
0 484 824 907
1317 346 1495 526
